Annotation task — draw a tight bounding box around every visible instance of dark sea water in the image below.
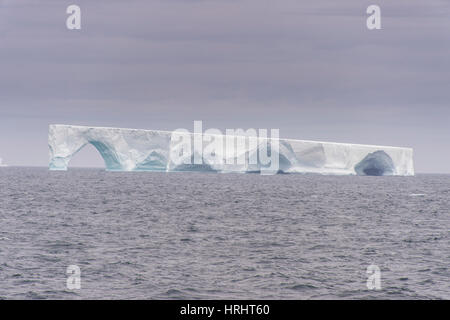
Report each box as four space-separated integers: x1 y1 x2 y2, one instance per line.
0 167 448 299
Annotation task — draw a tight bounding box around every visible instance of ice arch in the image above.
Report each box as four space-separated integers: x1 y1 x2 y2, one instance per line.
48 124 171 171
354 150 395 176
49 140 122 171
65 142 108 168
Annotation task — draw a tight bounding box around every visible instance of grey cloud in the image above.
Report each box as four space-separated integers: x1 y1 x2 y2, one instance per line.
0 0 449 172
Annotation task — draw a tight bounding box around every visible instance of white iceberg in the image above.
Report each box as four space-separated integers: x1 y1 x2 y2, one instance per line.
48 124 414 176
0 158 7 167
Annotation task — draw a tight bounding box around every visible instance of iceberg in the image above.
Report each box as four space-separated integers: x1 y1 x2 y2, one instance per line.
48 124 414 176
0 158 7 167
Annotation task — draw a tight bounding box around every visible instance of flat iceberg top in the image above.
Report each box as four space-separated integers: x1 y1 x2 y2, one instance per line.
49 124 412 151
48 124 414 176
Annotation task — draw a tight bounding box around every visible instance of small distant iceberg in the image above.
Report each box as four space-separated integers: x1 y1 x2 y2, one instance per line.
0 158 7 167
409 193 426 197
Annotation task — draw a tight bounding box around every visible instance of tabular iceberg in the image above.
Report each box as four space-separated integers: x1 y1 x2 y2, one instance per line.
48 124 414 176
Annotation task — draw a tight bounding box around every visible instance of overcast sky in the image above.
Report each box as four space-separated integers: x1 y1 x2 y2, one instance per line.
0 0 449 172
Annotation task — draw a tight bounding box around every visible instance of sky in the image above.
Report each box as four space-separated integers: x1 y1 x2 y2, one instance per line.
0 0 449 172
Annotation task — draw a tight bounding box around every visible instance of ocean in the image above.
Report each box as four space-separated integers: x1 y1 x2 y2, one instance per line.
0 167 448 299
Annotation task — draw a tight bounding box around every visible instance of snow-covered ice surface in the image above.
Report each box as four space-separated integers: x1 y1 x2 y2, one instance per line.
48 124 414 176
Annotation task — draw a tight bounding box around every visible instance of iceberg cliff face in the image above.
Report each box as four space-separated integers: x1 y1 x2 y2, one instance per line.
48 124 414 176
